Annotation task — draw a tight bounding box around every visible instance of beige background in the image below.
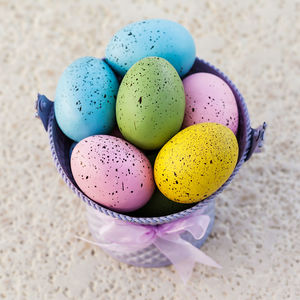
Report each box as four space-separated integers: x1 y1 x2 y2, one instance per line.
1 0 299 299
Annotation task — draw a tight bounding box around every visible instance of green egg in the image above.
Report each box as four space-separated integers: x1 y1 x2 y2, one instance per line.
132 189 194 217
116 57 185 150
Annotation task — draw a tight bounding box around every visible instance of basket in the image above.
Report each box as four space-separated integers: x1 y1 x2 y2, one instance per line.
36 57 266 269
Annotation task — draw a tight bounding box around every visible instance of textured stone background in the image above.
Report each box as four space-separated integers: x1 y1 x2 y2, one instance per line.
0 0 299 299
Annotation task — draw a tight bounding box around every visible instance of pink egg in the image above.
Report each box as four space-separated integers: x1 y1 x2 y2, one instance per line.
71 135 155 212
182 73 239 134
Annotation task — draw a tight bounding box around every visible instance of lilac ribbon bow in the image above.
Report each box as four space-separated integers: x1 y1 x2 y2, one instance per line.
78 207 221 283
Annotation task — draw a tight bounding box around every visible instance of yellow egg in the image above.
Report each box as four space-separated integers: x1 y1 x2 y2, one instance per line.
154 123 239 203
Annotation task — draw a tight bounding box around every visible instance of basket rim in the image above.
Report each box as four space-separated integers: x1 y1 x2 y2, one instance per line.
48 57 252 225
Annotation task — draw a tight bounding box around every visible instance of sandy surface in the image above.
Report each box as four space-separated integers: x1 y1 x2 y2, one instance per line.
0 0 299 299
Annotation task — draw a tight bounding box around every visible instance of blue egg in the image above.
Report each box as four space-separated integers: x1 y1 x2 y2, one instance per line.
54 57 119 142
105 19 196 77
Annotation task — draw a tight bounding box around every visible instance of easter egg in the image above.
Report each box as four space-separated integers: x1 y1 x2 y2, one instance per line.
105 19 195 77
154 123 239 203
133 189 193 217
182 73 239 134
116 57 185 150
54 57 119 142
71 135 155 212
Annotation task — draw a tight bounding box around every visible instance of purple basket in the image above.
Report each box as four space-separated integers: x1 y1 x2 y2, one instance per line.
36 57 266 268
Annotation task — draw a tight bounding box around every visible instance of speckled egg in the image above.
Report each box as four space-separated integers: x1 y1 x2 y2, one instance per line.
116 57 185 150
154 123 239 203
71 135 155 212
105 19 196 77
132 189 193 217
54 57 119 142
182 73 239 134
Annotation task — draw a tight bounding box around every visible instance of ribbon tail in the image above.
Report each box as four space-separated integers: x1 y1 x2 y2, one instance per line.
154 235 221 284
192 247 222 269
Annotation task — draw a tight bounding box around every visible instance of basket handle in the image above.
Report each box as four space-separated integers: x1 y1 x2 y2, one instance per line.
245 122 267 161
35 94 53 131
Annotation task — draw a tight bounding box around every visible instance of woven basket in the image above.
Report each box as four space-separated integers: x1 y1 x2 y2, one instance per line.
36 57 266 268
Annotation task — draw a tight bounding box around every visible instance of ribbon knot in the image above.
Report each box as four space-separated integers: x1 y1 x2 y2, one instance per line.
77 206 221 283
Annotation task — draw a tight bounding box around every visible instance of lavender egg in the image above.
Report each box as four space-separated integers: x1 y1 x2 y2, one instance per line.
70 135 155 213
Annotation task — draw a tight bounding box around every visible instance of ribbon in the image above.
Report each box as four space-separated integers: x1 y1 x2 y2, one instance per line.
77 206 221 283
